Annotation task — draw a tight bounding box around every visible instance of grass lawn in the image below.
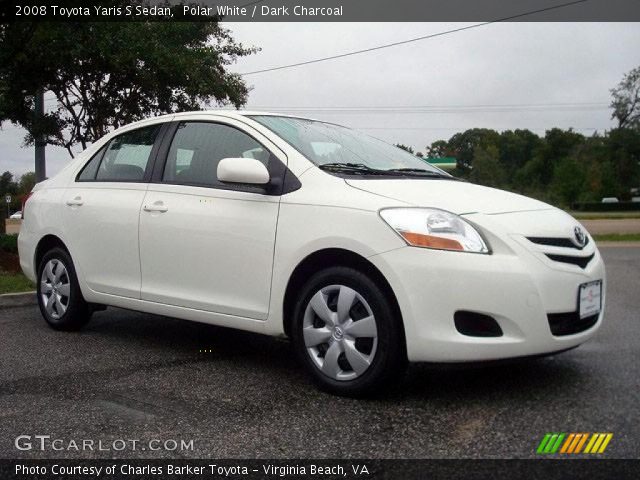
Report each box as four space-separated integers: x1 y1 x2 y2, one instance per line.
0 271 35 294
571 211 640 220
593 233 640 242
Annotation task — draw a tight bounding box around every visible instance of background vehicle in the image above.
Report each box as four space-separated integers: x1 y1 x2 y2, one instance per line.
9 211 21 219
18 111 605 396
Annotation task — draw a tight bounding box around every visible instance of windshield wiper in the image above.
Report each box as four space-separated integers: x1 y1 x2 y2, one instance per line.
384 168 454 178
318 163 389 175
319 163 456 179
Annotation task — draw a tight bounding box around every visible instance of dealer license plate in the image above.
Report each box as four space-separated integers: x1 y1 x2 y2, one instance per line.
579 280 602 319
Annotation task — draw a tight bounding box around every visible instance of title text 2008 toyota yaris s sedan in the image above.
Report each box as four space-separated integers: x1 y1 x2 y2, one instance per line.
18 111 605 396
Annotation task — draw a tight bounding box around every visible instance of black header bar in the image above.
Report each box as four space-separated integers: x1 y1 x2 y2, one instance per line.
1 459 639 480
2 0 640 22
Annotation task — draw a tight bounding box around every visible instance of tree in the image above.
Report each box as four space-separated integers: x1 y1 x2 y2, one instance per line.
447 128 500 171
550 157 586 206
395 143 414 154
426 140 449 158
606 128 640 199
498 129 541 183
0 7 257 167
18 172 36 195
0 171 17 197
611 66 640 129
469 145 505 188
535 128 584 185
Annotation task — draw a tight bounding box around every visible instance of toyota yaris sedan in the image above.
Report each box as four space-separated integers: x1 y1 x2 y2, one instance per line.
18 111 605 396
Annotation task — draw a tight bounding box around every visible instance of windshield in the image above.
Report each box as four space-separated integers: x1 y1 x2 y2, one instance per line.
249 115 449 177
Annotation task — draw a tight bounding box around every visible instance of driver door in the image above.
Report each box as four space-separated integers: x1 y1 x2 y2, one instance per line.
138 118 284 320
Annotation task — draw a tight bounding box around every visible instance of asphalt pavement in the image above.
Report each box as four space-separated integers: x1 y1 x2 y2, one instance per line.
0 247 638 459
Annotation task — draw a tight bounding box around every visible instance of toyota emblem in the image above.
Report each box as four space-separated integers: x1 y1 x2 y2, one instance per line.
574 226 587 247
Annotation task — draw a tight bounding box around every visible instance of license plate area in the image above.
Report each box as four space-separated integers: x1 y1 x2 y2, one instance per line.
579 280 602 319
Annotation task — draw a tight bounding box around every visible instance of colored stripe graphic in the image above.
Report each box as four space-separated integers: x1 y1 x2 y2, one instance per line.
537 433 612 454
584 433 599 453
584 433 614 454
537 433 565 454
597 434 613 453
537 434 552 454
560 434 575 453
573 433 589 453
549 433 565 453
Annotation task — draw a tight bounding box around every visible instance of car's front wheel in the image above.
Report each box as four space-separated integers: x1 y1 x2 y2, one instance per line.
37 247 92 331
291 266 406 396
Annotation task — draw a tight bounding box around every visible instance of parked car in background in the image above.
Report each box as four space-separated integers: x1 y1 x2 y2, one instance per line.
9 211 22 219
601 197 619 203
18 111 606 396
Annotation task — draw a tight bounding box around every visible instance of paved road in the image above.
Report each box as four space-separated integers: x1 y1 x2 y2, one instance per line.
0 247 638 459
582 218 640 234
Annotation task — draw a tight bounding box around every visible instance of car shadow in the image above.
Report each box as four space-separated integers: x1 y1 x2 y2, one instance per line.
393 358 582 402
85 307 587 402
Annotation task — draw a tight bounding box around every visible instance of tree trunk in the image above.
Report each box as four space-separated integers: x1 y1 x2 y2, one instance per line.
34 89 46 182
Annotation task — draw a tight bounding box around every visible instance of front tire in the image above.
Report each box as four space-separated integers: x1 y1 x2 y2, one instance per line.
37 247 92 331
291 266 406 397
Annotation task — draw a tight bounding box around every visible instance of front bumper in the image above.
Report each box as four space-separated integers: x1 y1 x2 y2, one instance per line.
369 212 606 363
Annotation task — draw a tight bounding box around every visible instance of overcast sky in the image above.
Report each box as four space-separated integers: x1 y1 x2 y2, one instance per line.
1 22 639 177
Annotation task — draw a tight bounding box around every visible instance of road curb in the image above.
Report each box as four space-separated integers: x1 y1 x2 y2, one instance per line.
0 291 37 309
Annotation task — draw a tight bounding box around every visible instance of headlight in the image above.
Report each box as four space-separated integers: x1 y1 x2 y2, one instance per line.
379 208 489 253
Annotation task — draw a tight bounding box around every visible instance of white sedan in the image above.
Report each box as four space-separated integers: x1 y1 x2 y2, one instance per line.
18 111 605 396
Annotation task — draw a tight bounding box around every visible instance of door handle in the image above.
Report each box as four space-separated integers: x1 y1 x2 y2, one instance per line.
143 202 168 213
65 196 83 206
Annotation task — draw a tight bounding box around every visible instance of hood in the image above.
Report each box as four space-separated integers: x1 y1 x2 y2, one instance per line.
345 178 551 215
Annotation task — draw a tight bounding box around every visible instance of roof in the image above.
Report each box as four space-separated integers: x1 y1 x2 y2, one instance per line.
119 110 326 131
174 109 319 121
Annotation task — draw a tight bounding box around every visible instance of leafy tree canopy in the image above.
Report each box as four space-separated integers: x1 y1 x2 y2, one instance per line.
400 124 639 207
0 8 257 157
611 66 640 129
395 143 414 154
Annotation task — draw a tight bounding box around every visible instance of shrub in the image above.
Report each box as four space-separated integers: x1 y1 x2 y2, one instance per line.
0 234 18 254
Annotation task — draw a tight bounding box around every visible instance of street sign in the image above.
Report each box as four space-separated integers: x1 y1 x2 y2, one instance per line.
5 195 10 204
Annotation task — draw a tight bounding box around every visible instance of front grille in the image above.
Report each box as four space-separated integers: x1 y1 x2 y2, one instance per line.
527 236 589 250
545 253 594 269
548 311 599 336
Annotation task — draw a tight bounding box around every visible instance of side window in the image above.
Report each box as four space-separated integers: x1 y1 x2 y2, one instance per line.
95 125 161 182
162 122 270 186
77 146 106 181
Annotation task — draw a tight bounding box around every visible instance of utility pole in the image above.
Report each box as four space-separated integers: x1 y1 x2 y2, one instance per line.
34 89 46 182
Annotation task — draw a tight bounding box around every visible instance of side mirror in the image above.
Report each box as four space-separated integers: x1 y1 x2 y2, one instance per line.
217 158 270 185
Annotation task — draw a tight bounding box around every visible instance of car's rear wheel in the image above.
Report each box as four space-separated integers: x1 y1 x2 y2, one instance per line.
291 266 406 396
37 247 92 331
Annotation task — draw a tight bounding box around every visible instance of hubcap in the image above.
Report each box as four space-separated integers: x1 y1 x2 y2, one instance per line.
40 259 70 320
302 284 378 381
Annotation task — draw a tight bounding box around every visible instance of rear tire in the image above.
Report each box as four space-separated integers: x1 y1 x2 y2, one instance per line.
291 266 406 397
37 247 92 331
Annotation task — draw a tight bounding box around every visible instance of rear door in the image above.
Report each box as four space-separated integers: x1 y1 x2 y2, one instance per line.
138 117 285 319
62 123 165 298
